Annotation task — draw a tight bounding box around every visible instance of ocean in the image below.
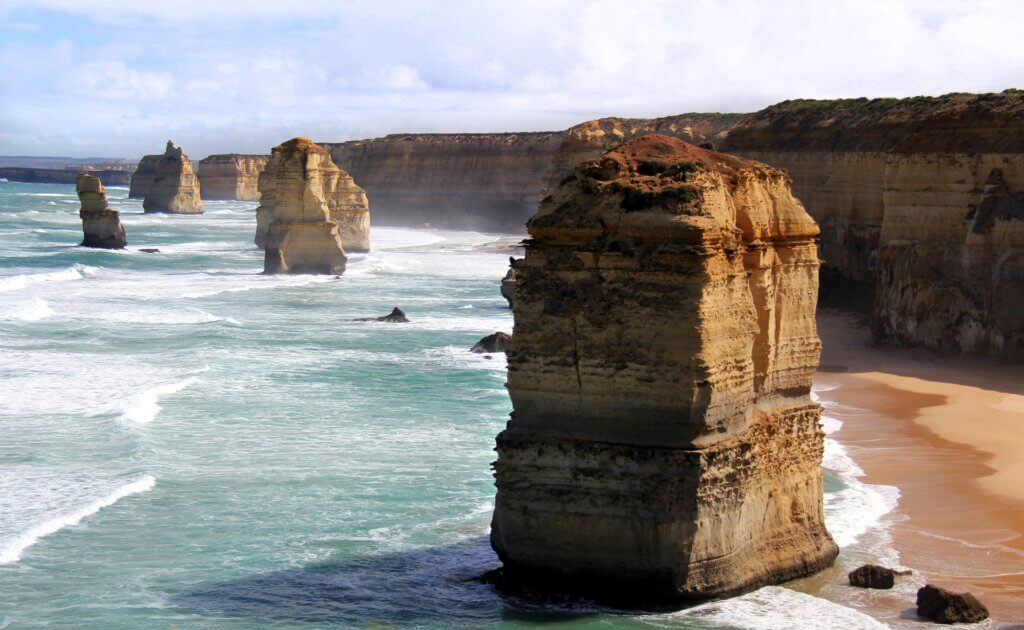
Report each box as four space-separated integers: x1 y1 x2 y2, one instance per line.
0 181 899 629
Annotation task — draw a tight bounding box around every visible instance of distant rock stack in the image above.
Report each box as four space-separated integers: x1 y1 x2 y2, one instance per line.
490 135 837 601
260 137 349 275
142 141 204 214
197 154 270 200
76 173 127 249
255 141 370 252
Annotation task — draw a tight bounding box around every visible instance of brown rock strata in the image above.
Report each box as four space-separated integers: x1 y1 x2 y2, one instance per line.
76 173 126 249
490 135 837 601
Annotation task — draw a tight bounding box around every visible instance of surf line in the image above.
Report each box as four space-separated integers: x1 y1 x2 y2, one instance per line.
0 475 156 564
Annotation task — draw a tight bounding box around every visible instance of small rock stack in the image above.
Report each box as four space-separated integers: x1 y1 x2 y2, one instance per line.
76 173 126 249
142 141 204 214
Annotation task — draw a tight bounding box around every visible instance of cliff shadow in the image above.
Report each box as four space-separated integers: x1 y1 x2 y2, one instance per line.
171 536 624 626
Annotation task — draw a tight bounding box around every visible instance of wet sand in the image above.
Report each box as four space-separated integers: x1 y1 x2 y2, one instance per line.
816 312 1024 625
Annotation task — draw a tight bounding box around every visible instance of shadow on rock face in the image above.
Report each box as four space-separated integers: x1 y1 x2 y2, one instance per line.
171 536 621 626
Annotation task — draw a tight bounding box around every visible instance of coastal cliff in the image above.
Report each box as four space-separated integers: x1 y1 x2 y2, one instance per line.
142 141 204 214
491 135 837 600
260 137 348 274
326 132 563 231
76 173 126 248
197 154 269 200
324 116 735 232
723 90 1024 358
0 167 133 186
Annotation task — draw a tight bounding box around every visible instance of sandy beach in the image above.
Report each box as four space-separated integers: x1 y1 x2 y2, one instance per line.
815 311 1024 625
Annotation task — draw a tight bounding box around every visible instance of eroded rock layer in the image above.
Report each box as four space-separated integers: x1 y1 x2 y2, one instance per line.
256 141 370 253
260 138 348 275
76 173 126 249
722 90 1024 358
142 141 204 214
128 154 159 198
491 135 837 600
197 154 270 200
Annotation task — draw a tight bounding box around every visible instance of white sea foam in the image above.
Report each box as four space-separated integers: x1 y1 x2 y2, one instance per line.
645 586 887 629
0 265 87 292
121 371 206 424
0 475 155 564
2 297 53 321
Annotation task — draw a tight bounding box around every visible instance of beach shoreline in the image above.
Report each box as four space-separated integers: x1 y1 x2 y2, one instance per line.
814 311 1024 625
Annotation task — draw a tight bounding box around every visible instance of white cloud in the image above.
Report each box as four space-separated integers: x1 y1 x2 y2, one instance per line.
76 60 173 100
375 64 428 90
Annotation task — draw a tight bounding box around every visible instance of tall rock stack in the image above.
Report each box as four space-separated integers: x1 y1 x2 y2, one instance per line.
255 140 370 252
491 135 837 601
142 141 204 214
128 154 159 199
76 173 127 249
260 137 349 275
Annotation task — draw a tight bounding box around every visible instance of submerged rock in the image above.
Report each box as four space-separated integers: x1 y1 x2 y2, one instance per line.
142 141 204 214
255 142 370 252
848 564 898 589
260 138 348 275
916 584 989 624
356 307 409 323
139 248 160 254
491 134 837 602
472 332 511 353
76 173 126 249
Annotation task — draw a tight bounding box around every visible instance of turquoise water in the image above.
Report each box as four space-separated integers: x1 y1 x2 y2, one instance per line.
0 182 892 629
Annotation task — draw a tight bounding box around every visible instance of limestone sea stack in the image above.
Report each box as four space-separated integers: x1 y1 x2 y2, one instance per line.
76 173 126 248
142 141 204 214
128 153 159 199
260 138 349 275
197 154 269 200
490 134 838 601
255 141 370 252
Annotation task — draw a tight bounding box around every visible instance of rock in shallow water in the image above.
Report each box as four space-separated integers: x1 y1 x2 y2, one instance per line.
471 332 511 353
490 134 838 603
356 307 409 323
916 584 989 624
848 564 897 589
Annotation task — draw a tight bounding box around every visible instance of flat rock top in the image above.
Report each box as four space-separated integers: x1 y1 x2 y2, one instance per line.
273 137 329 156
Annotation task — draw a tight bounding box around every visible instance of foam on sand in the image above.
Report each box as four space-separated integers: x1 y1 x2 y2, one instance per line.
0 475 155 564
645 586 887 629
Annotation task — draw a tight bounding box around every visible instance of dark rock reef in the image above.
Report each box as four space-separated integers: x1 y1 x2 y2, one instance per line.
76 173 126 249
356 308 409 323
471 332 511 353
916 584 989 624
490 134 837 602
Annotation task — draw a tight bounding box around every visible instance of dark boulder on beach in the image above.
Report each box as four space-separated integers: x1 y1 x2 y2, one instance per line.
916 584 989 624
471 332 511 354
848 564 897 589
356 307 409 323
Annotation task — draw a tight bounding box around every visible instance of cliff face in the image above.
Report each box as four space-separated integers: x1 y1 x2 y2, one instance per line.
723 90 1024 358
260 138 348 275
491 135 837 600
326 132 563 232
256 141 370 252
142 141 204 214
325 117 739 233
197 154 269 200
76 173 126 249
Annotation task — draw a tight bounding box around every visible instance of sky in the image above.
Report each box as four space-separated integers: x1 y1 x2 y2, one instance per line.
0 0 1021 159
